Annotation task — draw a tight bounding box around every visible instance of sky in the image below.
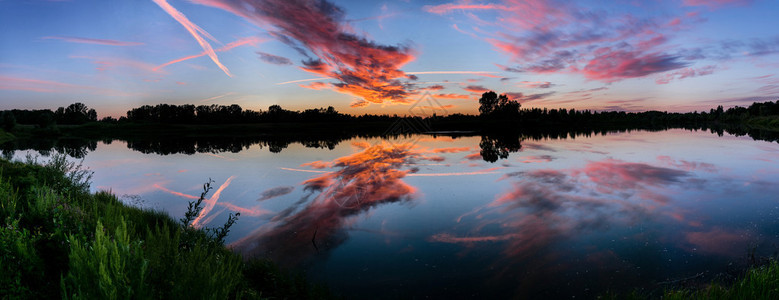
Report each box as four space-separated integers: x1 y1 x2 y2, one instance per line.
1 0 778 117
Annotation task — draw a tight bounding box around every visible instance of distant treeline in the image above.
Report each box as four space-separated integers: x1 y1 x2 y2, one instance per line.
1 95 778 129
0 102 96 130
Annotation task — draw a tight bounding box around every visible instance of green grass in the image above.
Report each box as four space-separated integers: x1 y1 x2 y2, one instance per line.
659 261 779 299
0 155 336 299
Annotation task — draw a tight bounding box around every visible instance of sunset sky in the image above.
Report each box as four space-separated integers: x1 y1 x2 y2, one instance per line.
1 0 778 117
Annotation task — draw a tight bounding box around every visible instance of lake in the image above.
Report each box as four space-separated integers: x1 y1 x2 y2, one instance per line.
7 128 779 298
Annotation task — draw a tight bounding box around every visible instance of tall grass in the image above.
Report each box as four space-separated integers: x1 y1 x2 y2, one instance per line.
0 155 337 299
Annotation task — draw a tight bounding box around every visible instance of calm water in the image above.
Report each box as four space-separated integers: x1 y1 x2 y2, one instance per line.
9 128 779 298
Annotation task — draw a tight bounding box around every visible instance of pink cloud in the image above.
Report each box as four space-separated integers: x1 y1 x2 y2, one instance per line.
683 0 752 9
423 3 509 15
463 85 489 93
518 81 553 89
191 176 235 228
655 65 717 84
41 36 143 46
0 74 133 96
685 228 749 256
152 0 232 77
155 36 263 71
71 55 162 74
462 1 693 82
580 48 688 82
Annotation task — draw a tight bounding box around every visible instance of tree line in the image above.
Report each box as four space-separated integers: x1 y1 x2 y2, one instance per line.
1 102 97 130
1 95 778 130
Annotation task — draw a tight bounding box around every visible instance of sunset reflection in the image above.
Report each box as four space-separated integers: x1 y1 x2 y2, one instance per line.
232 143 425 264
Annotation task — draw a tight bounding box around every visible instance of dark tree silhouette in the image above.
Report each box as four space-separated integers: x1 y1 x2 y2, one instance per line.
479 91 499 115
479 91 521 118
479 133 522 162
56 102 95 124
1 111 16 131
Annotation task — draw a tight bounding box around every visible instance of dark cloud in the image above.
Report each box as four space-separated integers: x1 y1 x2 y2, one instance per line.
257 186 295 201
463 85 489 93
256 51 292 65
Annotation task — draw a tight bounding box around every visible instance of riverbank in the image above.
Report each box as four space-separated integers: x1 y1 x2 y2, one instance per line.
0 156 336 299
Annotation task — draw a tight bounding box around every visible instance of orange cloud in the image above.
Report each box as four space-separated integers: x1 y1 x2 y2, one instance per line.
434 93 471 99
191 0 417 105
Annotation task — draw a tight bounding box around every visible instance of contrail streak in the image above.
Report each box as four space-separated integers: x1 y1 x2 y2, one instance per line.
152 0 232 77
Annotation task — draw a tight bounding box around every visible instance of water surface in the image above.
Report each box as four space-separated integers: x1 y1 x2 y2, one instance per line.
9 128 779 298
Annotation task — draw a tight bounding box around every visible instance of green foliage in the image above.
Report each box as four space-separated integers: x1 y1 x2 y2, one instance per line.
0 156 335 299
143 223 244 299
61 219 150 299
0 218 45 298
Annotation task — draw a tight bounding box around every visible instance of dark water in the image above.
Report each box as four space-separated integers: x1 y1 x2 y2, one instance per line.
7 128 779 298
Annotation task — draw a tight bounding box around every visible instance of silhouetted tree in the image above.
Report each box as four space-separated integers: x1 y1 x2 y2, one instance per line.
479 91 521 118
56 102 95 124
479 133 522 162
36 111 56 129
1 111 16 131
479 91 499 115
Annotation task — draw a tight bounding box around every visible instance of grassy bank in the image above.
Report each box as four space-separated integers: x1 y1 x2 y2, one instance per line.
662 260 779 299
603 260 779 299
0 155 335 299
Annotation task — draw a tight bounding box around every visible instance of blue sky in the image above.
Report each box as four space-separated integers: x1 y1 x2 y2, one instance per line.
1 0 778 117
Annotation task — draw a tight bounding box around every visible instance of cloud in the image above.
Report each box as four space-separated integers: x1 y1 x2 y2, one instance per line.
155 36 263 71
191 176 235 228
350 99 369 108
152 0 232 77
434 93 471 99
256 51 292 65
518 81 554 89
656 65 717 84
429 159 711 285
423 3 508 15
440 1 693 82
191 0 417 105
231 143 422 264
463 85 489 93
685 228 750 256
41 36 143 46
579 48 689 82
504 91 555 102
257 186 295 201
199 91 237 103
406 71 499 77
71 55 161 74
0 74 133 96
431 147 471 153
299 81 330 90
682 0 753 9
